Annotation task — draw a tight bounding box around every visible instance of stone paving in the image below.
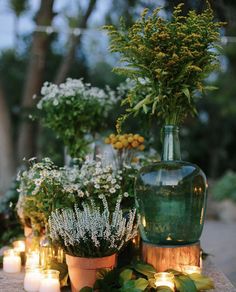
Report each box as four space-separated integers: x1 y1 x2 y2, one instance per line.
1 257 235 292
201 220 236 287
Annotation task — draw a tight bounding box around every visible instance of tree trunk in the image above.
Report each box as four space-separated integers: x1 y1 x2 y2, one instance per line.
17 0 55 163
54 0 97 84
142 241 201 272
13 16 19 49
0 85 15 195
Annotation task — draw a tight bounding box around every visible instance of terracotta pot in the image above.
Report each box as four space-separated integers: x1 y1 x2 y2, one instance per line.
66 254 117 292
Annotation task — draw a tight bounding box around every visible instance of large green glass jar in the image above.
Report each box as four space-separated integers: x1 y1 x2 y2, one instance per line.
135 125 207 245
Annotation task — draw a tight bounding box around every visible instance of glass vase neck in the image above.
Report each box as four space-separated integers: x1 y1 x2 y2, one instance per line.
161 125 181 161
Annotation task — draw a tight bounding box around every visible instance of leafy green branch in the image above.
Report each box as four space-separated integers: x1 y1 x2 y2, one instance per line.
104 3 224 129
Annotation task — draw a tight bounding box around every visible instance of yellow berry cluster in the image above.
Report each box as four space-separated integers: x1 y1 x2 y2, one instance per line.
105 133 145 150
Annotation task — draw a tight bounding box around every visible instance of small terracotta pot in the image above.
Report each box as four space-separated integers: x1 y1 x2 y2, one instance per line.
66 254 117 292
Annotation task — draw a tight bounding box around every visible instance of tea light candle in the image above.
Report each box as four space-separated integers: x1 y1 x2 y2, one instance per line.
26 251 40 267
24 267 42 292
182 265 201 274
3 249 21 273
13 240 26 252
155 272 175 291
39 270 60 292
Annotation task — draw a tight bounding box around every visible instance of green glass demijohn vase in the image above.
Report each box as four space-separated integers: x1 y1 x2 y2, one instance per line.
135 125 208 245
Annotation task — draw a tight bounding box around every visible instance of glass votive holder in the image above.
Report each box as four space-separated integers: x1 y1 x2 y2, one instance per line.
182 265 202 275
40 236 64 269
3 249 21 273
39 269 60 292
24 267 42 292
13 240 26 252
13 239 26 265
155 272 175 291
26 251 40 267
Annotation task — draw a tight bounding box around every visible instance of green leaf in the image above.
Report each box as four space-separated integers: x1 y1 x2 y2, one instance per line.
133 96 151 111
189 273 215 290
113 67 140 77
182 87 191 103
203 85 218 91
96 268 112 280
132 262 157 279
49 259 68 287
134 278 149 290
120 288 141 292
119 269 133 284
166 269 182 276
152 99 158 114
79 287 94 292
174 275 197 292
143 104 148 114
121 280 143 292
94 268 120 290
156 286 174 292
148 277 156 288
123 280 136 289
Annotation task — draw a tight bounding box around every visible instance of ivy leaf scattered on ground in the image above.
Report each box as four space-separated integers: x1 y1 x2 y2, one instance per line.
174 274 197 292
132 262 157 279
189 273 215 290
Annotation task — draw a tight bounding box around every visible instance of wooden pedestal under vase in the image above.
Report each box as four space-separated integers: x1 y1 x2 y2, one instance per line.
142 240 201 272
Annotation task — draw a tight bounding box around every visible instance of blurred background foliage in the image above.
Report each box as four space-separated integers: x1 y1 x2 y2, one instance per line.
0 0 236 244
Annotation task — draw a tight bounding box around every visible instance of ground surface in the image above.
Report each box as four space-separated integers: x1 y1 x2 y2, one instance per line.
1 257 235 292
202 220 236 287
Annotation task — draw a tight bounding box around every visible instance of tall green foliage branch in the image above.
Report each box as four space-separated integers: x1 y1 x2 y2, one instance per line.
104 3 223 129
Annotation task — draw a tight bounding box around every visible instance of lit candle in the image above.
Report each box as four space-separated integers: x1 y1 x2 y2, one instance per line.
39 270 60 292
200 250 203 269
155 272 175 291
13 240 26 252
26 251 40 267
24 267 42 292
182 265 201 274
3 249 21 273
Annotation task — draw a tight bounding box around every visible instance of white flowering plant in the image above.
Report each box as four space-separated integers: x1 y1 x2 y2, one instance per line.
70 155 134 210
36 78 117 158
16 158 77 233
49 196 139 257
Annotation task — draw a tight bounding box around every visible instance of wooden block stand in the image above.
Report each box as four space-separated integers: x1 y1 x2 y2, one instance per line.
142 240 201 272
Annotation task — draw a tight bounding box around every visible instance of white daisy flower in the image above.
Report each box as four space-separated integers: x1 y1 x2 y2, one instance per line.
109 188 116 193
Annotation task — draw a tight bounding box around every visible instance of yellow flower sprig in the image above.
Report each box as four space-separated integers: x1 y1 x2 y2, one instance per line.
105 133 145 151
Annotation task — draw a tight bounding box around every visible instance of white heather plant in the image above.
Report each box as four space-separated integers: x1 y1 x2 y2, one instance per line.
36 78 117 158
49 196 139 257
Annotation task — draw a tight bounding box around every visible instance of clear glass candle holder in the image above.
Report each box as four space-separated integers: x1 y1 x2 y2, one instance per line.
13 240 26 252
13 239 26 265
155 272 175 291
40 236 64 269
26 251 40 267
39 269 60 292
24 267 42 292
3 249 21 273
